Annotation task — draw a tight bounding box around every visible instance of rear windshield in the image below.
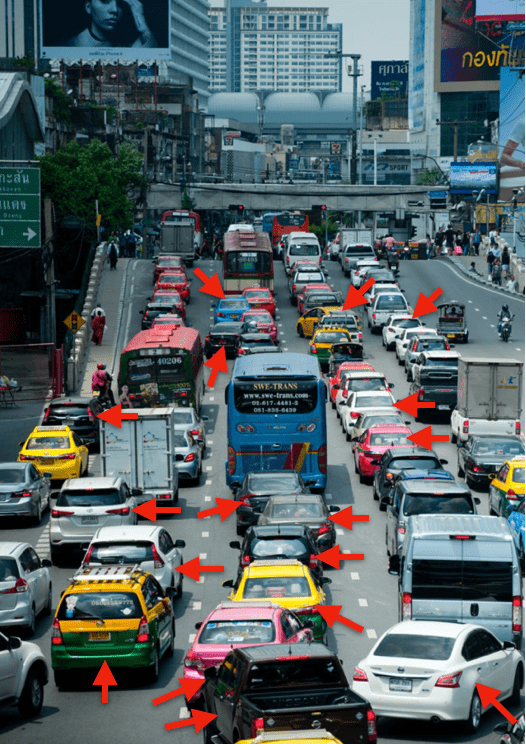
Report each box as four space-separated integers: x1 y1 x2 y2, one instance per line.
199 620 276 644
412 560 513 601
173 433 190 448
391 457 439 470
243 313 272 323
159 274 185 282
402 494 474 516
374 634 454 661
247 473 301 492
512 467 525 483
345 245 374 255
422 359 458 367
172 411 194 424
416 340 448 350
270 502 323 518
473 441 524 457
26 436 71 450
57 592 143 620
222 300 247 309
57 489 123 506
0 558 20 581
395 319 420 328
245 290 270 299
247 658 343 689
314 332 350 344
86 542 154 564
370 433 408 446
306 295 339 306
243 577 310 599
323 315 357 328
290 245 319 256
348 379 386 392
297 274 324 283
251 538 309 559
363 415 401 428
48 405 88 417
353 394 392 407
0 468 26 484
376 295 407 309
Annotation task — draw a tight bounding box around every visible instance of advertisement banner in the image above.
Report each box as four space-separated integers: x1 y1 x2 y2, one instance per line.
409 0 425 130
371 61 408 100
40 0 170 60
450 162 497 194
475 0 524 22
499 67 525 202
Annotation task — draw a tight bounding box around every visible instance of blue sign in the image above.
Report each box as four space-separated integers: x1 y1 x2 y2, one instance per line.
135 67 156 77
371 61 408 100
450 162 497 195
428 190 448 199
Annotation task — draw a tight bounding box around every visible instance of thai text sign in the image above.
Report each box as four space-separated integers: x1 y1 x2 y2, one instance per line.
0 168 41 248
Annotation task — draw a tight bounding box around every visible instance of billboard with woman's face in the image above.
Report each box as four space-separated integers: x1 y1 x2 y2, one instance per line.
499 67 525 202
40 0 170 60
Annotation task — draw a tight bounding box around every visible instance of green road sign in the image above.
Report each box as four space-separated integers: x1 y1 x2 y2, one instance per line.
0 168 41 248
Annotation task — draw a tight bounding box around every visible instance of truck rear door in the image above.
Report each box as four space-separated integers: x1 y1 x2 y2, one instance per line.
101 423 136 484
136 413 174 494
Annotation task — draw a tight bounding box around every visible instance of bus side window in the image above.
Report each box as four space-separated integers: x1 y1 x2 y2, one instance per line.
224 383 230 405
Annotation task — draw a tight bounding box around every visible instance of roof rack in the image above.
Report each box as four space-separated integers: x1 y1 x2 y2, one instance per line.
216 601 275 609
252 732 333 742
250 559 303 568
70 564 142 583
34 425 70 432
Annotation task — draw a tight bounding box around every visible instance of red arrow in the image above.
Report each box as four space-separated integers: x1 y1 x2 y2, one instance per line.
93 661 117 703
342 278 375 310
412 287 443 319
97 403 138 429
153 677 204 706
329 505 369 531
316 545 364 569
316 604 364 633
175 557 224 581
197 498 242 521
407 426 449 450
132 498 181 522
475 683 517 725
193 267 225 299
394 393 435 417
165 709 218 733
204 346 228 388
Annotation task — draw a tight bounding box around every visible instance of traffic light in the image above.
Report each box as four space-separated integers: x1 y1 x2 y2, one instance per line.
411 226 418 237
311 204 327 211
228 204 244 211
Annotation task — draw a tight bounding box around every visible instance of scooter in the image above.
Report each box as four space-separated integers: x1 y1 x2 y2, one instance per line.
499 315 514 342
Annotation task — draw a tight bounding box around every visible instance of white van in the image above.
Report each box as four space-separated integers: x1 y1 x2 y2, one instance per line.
284 233 322 274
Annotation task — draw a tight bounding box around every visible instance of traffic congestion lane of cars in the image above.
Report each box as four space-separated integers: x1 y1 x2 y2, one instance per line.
0 254 523 744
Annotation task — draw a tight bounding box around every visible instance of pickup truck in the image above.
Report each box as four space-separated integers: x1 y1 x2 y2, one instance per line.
409 352 459 421
200 643 376 744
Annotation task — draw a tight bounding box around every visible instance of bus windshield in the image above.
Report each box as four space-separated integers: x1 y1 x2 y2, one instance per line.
233 378 318 415
226 251 272 274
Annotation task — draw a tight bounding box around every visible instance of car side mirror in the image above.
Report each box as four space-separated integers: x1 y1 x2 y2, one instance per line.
44 472 52 478
319 577 332 585
175 539 186 548
388 382 394 388
456 442 464 448
229 541 241 549
493 723 508 734
8 636 21 650
329 505 340 512
439 459 448 465
195 621 203 630
42 559 52 568
302 619 314 629
332 384 340 390
203 666 217 680
502 640 516 650
388 554 400 575
201 415 209 421
139 310 144 314
222 579 234 588
474 497 481 505
131 488 143 496
211 304 217 309
19 441 24 446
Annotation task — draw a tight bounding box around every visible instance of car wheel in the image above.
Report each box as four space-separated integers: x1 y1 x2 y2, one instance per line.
458 460 465 478
406 371 412 382
451 431 458 444
354 457 359 474
32 498 42 526
50 548 61 566
175 576 183 600
379 498 387 512
508 664 523 707
464 690 482 733
146 646 160 684
345 429 351 442
298 325 304 338
397 354 403 366
359 470 367 485
373 484 379 501
166 621 175 658
43 584 52 616
18 667 44 718
331 399 336 410
203 719 218 744
236 523 245 536
23 605 36 638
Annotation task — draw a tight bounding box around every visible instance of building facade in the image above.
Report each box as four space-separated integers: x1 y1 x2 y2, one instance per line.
209 0 342 93
168 0 210 107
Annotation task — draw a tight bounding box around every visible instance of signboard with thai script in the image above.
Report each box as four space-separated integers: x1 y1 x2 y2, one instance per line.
371 61 408 100
0 168 41 248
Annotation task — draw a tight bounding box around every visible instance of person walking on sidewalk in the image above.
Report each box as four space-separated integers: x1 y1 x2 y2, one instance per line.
91 304 106 320
501 246 510 278
486 249 495 281
506 274 519 292
118 230 127 258
91 310 105 346
109 242 118 270
491 259 502 286
445 225 455 254
472 228 481 256
126 230 137 258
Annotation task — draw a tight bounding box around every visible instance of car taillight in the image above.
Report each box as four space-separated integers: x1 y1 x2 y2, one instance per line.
388 327 395 332
359 332 362 340
83 545 93 563
238 349 246 355
417 387 425 401
445 341 450 350
52 618 64 645
12 490 33 499
228 446 236 476
1 577 28 594
402 591 411 620
51 509 75 517
308 554 318 570
205 335 210 342
286 257 290 263
184 650 205 670
515 421 521 435
350 412 360 419
386 472 393 480
43 407 50 420
217 312 224 317
296 607 318 616
106 507 130 515
136 615 150 643
462 420 469 434
185 453 196 462
353 666 368 682
158 493 171 500
241 555 251 567
151 544 165 569
318 443 327 474
342 389 348 398
435 671 462 688
355 270 361 275
57 454 76 460
472 465 485 473
18 455 36 460
292 285 296 292
252 717 265 737
513 596 522 632
88 408 95 422
311 345 317 353
398 523 406 534
507 489 520 501
367 709 377 742
239 494 251 506
318 521 332 535
372 314 376 320
189 429 200 437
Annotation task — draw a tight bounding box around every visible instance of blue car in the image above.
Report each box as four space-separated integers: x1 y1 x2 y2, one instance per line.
213 296 250 324
508 498 525 563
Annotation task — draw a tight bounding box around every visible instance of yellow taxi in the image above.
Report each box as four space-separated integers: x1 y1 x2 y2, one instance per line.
296 306 342 339
222 559 331 643
18 425 89 480
309 327 354 367
51 565 174 687
489 457 525 518
236 730 345 744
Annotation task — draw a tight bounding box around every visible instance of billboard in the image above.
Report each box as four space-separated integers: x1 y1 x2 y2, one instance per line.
371 61 408 100
450 161 497 194
475 0 524 22
409 0 426 131
40 0 170 60
499 67 525 201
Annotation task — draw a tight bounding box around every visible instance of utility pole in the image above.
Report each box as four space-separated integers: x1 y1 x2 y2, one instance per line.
325 51 362 184
435 119 477 161
44 199 56 348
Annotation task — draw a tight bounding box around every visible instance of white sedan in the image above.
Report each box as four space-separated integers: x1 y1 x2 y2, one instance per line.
341 390 396 440
347 409 407 441
382 316 424 351
351 259 381 287
395 327 437 364
351 621 523 734
363 283 402 305
335 373 392 419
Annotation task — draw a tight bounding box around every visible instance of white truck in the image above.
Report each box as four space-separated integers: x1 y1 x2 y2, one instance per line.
338 228 373 253
159 222 195 265
450 358 523 443
100 407 179 504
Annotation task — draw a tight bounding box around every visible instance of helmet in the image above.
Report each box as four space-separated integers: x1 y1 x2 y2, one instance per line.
97 363 106 370
502 304 509 312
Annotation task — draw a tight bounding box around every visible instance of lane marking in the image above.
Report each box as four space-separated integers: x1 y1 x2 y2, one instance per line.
200 553 207 560
208 440 213 445
209 397 215 401
490 324 495 328
366 629 377 639
204 496 211 502
468 300 473 303
351 572 360 580
206 479 212 485
179 707 190 719
202 531 209 538
192 601 202 610
482 316 487 319
206 466 213 471
188 633 196 643
336 529 344 536
475 308 480 312
358 598 368 607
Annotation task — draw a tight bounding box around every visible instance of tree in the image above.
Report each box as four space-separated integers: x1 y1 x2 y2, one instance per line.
415 167 445 186
37 139 147 231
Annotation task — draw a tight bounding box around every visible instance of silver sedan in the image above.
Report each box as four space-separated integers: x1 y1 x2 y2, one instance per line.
0 463 51 525
173 426 202 486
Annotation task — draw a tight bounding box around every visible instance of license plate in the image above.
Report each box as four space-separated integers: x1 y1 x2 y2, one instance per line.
81 516 99 524
231 315 239 320
89 631 110 641
389 678 412 692
218 339 227 344
64 419 75 425
253 304 262 308
41 458 55 464
446 333 455 338
437 404 450 410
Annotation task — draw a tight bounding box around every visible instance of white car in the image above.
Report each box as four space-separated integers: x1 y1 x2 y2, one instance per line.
335 372 393 419
348 409 407 442
363 283 402 305
395 327 438 364
351 259 381 287
352 621 523 734
382 316 424 350
328 238 340 261
0 542 52 636
0 631 48 718
409 349 460 384
341 391 396 440
367 292 411 332
82 525 186 598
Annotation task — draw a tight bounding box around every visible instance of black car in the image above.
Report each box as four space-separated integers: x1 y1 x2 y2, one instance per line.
204 322 244 359
234 470 314 535
237 332 275 355
41 396 104 449
457 435 525 489
229 524 323 580
140 301 180 330
372 446 448 511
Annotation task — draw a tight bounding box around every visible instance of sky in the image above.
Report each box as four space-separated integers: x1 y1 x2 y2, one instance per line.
209 0 411 93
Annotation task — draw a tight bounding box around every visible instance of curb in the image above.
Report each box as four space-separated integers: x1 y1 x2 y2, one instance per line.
444 256 525 300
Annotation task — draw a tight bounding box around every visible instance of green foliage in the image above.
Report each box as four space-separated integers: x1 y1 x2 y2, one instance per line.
310 217 338 239
181 189 195 211
415 167 445 186
45 78 73 126
37 139 147 231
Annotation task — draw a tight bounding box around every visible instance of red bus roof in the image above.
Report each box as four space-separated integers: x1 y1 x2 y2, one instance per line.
160 210 201 228
224 231 272 252
122 327 202 355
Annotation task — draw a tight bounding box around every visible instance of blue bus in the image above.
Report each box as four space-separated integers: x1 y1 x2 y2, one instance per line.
225 353 328 492
262 212 280 239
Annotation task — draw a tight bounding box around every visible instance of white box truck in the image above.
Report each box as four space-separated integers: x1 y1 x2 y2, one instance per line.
450 358 523 443
338 228 373 252
159 222 195 265
100 407 179 504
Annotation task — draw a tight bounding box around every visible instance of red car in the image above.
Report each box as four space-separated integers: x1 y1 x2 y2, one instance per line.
328 362 375 406
241 309 278 342
352 424 413 482
155 272 191 303
151 289 186 320
297 283 332 315
153 256 186 283
242 286 276 317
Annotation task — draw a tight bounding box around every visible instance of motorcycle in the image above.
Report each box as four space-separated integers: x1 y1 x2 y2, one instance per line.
499 315 515 342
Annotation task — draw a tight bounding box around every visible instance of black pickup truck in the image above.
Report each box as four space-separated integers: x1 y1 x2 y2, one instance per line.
410 352 459 421
199 643 376 744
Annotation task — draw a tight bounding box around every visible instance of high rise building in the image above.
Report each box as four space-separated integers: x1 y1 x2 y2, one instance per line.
167 0 210 107
0 0 40 61
209 0 342 93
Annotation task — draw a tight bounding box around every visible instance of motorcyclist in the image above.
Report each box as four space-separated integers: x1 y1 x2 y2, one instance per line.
91 363 107 397
388 249 399 272
497 304 512 336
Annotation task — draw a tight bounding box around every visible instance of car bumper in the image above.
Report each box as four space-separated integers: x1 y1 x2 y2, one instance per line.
351 683 469 722
0 497 38 517
52 644 154 670
466 469 494 485
0 598 32 627
28 459 82 480
358 455 381 477
175 461 200 479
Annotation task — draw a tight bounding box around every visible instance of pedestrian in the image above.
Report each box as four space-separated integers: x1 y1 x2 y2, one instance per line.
445 225 455 254
91 363 107 396
491 259 502 286
91 304 106 319
402 241 410 260
501 246 510 277
468 261 482 276
434 228 444 258
135 237 142 259
492 242 501 261
489 227 498 247
461 231 470 256
91 310 105 346
126 230 137 258
472 228 481 256
506 274 519 292
384 233 395 252
103 369 116 407
201 236 213 259
118 229 127 258
109 241 118 270
426 234 432 258
486 249 495 281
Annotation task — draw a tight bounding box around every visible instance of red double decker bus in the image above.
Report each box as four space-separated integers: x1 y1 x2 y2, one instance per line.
223 230 273 295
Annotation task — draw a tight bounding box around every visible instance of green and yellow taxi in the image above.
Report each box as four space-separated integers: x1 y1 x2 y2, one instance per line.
309 327 354 367
489 457 525 517
296 306 342 339
51 565 174 687
236 731 345 744
222 559 331 643
18 425 89 480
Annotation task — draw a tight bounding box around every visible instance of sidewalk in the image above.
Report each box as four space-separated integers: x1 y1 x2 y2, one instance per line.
444 238 525 297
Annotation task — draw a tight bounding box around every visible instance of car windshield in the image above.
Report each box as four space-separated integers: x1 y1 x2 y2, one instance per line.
473 441 524 457
298 274 325 284
57 592 143 620
173 434 190 448
247 473 301 493
396 319 420 328
363 415 401 428
314 332 350 344
403 495 474 516
48 405 88 417
376 295 407 309
369 433 408 446
57 489 123 507
199 620 276 644
354 394 392 407
213 324 242 334
26 436 71 450
290 245 319 256
374 634 455 661
251 538 309 558
245 290 270 299
0 467 26 484
159 275 185 283
391 457 440 470
306 295 338 306
244 313 272 323
0 558 20 581
172 411 194 424
348 379 386 392
324 315 357 328
423 359 458 367
270 502 323 518
247 658 342 689
417 340 447 350
512 467 525 483
404 330 428 340
86 542 155 564
243 577 310 599
222 301 247 310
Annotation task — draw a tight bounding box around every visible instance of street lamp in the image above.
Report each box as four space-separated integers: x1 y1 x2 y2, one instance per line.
475 188 489 235
367 132 383 186
512 187 524 254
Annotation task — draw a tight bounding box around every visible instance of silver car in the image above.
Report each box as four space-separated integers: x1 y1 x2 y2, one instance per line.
172 409 208 451
0 463 51 525
0 632 49 718
0 542 52 636
82 525 186 598
173 426 202 485
49 477 140 562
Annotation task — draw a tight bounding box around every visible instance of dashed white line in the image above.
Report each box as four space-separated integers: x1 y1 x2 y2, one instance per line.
204 496 211 502
188 633 196 643
206 466 213 471
358 598 368 607
482 316 487 319
490 324 495 328
199 577 205 584
325 494 332 501
336 529 344 536
209 396 215 401
474 308 480 312
366 629 377 639
208 440 213 445
351 572 360 580
191 601 202 611
278 323 283 327
468 300 473 303
206 479 212 485
201 531 209 538
516 348 522 351
179 707 190 719
199 553 207 560
284 348 289 351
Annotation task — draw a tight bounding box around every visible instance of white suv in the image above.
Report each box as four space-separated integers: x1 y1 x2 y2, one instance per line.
0 631 48 717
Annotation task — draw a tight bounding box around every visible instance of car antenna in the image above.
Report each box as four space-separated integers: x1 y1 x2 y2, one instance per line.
288 644 292 655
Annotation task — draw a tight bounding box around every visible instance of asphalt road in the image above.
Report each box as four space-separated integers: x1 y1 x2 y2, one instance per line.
0 253 523 744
